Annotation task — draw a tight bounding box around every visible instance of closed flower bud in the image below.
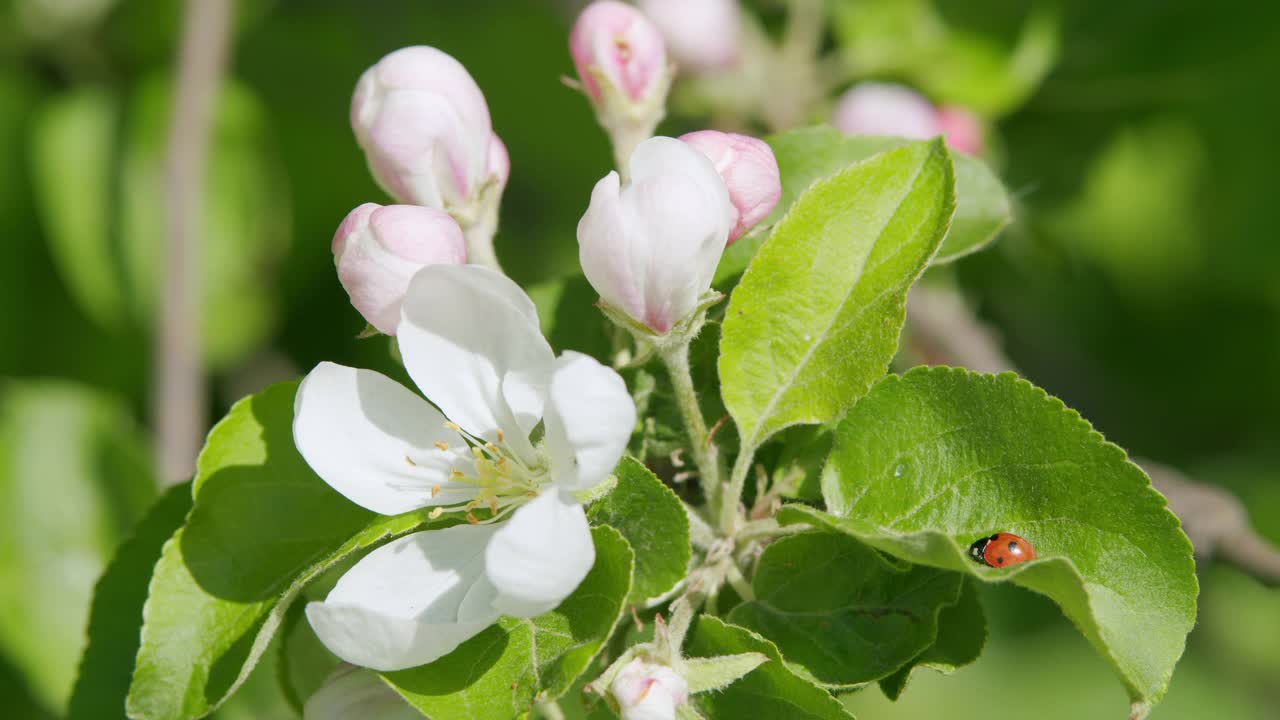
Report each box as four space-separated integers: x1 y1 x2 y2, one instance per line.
637 0 742 73
936 105 986 156
610 659 689 720
350 46 508 267
578 137 734 335
333 203 466 335
570 1 672 169
679 130 780 243
833 82 941 141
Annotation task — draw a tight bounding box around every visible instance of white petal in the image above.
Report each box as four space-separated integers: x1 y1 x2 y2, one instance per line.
303 665 421 720
484 491 596 617
397 265 554 459
293 362 475 515
306 526 501 671
544 351 635 492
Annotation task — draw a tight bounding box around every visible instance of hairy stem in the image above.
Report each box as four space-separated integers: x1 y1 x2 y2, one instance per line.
720 446 755 534
658 343 722 512
463 202 503 273
155 0 232 485
536 699 567 720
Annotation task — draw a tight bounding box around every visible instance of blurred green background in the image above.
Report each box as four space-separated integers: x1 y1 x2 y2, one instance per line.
0 0 1276 718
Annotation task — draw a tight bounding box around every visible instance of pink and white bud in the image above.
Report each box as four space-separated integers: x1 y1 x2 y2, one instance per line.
833 82 941 141
578 137 734 334
333 203 466 335
679 130 780 243
570 1 672 168
937 105 985 156
610 659 689 720
351 46 508 225
637 0 742 72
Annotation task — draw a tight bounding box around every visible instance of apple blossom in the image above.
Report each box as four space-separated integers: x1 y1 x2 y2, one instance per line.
832 82 941 141
937 104 986 155
332 202 466 335
637 0 741 73
578 136 735 335
350 45 508 268
569 1 672 171
610 658 690 720
679 130 780 243
294 264 635 670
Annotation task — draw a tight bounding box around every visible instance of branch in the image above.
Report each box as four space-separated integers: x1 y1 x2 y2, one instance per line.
906 284 1280 587
155 0 233 485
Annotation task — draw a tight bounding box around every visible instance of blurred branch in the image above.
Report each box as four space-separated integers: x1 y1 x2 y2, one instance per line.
155 0 233 485
906 284 1280 587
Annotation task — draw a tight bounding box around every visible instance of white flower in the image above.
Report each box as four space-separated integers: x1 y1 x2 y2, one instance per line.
577 136 735 334
294 264 635 671
610 658 689 720
303 665 420 720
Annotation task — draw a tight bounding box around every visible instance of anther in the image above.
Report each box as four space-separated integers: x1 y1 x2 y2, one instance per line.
444 421 462 433
434 441 449 451
428 507 444 519
466 512 479 525
496 429 505 442
404 455 417 467
431 484 441 498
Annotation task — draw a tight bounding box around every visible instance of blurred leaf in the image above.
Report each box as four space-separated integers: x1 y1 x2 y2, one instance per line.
0 381 156 713
719 140 954 451
878 576 986 700
126 382 447 720
68 484 192 720
831 0 1058 115
587 457 691 604
527 274 613 360
121 73 290 370
384 527 634 719
29 87 127 329
730 531 964 686
276 600 340 713
798 366 1197 710
684 616 853 719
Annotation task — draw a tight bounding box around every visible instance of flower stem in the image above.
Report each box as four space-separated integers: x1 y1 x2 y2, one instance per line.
463 203 502 273
658 343 722 512
536 699 567 720
720 447 755 534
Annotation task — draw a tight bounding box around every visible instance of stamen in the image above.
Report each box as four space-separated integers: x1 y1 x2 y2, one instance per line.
488 497 498 514
429 507 444 519
466 512 479 525
434 441 449 451
404 455 417 467
444 421 462 433
497 429 505 442
431 484 441 498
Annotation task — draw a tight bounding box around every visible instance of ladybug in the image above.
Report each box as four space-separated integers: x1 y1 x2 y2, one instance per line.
968 532 1036 568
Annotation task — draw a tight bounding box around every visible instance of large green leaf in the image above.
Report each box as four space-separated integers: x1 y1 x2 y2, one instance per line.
714 127 1010 285
0 381 156 712
729 531 964 687
587 457 690 603
877 577 986 701
384 526 634 719
798 366 1196 712
719 140 955 451
684 617 853 720
69 484 193 720
126 382 445 720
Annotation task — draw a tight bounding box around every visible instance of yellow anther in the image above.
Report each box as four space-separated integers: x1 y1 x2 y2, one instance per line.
488 497 499 514
497 429 505 442
434 441 449 451
451 469 465 478
445 421 462 432
431 484 441 498
428 507 444 519
404 455 417 467
472 447 485 460
485 442 499 454
466 513 479 525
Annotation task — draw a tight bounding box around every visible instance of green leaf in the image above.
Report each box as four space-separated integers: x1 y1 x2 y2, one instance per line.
719 140 955 451
29 89 128 329
126 382 444 720
683 617 852 720
729 531 963 687
588 457 691 603
384 526 634 720
68 484 192 720
878 577 987 701
683 653 769 694
0 381 156 712
276 600 341 713
801 366 1197 708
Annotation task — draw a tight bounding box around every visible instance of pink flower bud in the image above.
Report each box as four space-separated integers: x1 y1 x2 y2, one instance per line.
486 133 510 192
936 105 986 156
610 659 689 720
578 137 734 334
333 203 466 335
570 1 668 106
351 46 506 217
679 130 780 243
833 82 941 141
637 0 741 72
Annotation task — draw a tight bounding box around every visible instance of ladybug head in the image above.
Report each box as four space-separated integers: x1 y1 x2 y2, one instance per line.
967 537 988 563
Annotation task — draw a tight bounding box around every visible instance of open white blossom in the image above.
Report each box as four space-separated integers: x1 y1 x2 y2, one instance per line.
293 264 635 671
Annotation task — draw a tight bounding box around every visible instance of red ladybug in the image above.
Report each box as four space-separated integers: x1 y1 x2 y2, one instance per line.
968 532 1036 568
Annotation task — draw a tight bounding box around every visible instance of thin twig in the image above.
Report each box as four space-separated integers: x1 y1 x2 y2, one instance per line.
155 0 233 485
906 285 1280 587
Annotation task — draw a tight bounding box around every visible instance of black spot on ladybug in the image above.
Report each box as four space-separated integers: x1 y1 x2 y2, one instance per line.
996 557 1005 565
1008 541 1019 552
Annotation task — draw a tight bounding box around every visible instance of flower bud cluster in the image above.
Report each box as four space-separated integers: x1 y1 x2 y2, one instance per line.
834 82 986 155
